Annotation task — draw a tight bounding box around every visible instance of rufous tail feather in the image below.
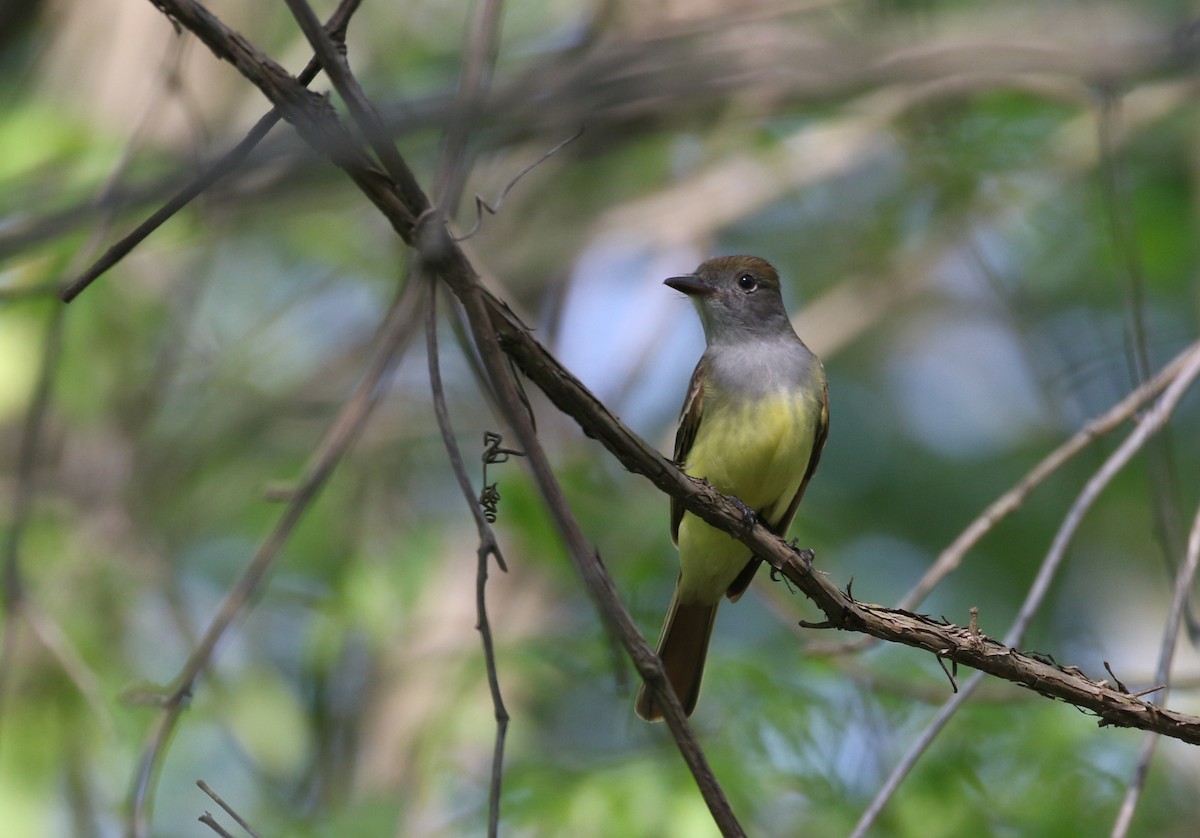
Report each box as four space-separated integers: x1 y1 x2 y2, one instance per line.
635 592 718 721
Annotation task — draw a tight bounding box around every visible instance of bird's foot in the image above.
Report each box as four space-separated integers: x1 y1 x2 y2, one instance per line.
797 546 816 570
729 496 757 536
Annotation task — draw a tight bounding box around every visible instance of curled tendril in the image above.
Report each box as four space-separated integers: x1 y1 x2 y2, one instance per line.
479 431 525 522
455 126 585 241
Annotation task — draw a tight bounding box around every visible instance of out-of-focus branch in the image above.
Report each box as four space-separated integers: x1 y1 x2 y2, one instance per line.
126 276 428 838
153 0 1200 747
124 5 1200 836
145 1 741 830
897 339 1200 613
60 0 365 302
11 7 1195 270
425 283 511 838
433 0 505 211
1110 501 1200 837
850 342 1200 837
0 305 67 747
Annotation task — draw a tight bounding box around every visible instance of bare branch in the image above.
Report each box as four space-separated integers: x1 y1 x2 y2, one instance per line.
851 343 1200 836
197 780 262 838
897 338 1200 614
1111 500 1200 836
125 276 428 837
62 0 362 304
433 0 506 213
425 284 511 836
197 813 237 838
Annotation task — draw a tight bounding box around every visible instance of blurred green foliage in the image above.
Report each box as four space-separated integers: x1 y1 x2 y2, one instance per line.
2 1 1200 836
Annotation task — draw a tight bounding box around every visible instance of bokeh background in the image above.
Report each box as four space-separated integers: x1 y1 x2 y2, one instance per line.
3 0 1200 835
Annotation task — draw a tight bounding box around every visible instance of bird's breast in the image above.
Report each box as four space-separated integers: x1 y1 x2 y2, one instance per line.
684 389 818 521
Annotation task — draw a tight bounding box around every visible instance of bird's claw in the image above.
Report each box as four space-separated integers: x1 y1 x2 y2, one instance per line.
797 546 816 569
730 496 757 536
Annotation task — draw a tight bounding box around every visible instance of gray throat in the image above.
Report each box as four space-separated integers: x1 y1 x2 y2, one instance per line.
704 335 822 402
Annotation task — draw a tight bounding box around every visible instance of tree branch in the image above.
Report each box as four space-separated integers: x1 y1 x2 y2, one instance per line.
425 282 511 837
491 288 1200 746
852 341 1200 834
146 0 1200 747
60 0 366 303
1111 499 1200 836
118 5 1200 836
125 276 427 837
147 0 740 828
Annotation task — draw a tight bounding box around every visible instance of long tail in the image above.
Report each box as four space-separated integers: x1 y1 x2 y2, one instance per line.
635 589 719 721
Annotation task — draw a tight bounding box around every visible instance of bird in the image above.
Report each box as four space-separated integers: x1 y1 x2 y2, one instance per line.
635 255 829 721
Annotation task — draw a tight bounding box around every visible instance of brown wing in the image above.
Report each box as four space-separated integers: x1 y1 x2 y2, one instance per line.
725 375 829 601
669 356 707 544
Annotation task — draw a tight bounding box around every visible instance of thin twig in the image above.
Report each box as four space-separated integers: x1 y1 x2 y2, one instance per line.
126 277 427 837
1110 501 1200 837
454 128 585 241
60 0 365 303
850 344 1200 837
281 0 430 218
197 779 262 838
425 6 519 825
433 0 506 213
425 283 511 837
898 339 1200 614
1096 85 1192 638
197 814 237 838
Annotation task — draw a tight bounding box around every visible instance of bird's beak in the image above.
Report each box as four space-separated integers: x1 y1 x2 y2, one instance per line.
664 275 716 297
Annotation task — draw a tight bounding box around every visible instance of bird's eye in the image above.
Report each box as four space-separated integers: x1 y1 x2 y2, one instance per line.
737 273 757 291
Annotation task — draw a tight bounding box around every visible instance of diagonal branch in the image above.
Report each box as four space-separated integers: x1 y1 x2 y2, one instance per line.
461 242 1200 748
425 281 511 837
119 8 1200 837
125 277 428 837
807 338 1200 659
216 1 740 829
1110 499 1200 837
141 0 1200 748
850 341 1200 836
61 0 366 303
899 338 1200 613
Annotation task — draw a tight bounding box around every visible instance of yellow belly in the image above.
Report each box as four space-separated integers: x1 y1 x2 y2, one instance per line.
676 393 818 603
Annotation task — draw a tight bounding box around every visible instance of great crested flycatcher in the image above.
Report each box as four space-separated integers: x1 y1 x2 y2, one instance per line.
635 255 829 721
